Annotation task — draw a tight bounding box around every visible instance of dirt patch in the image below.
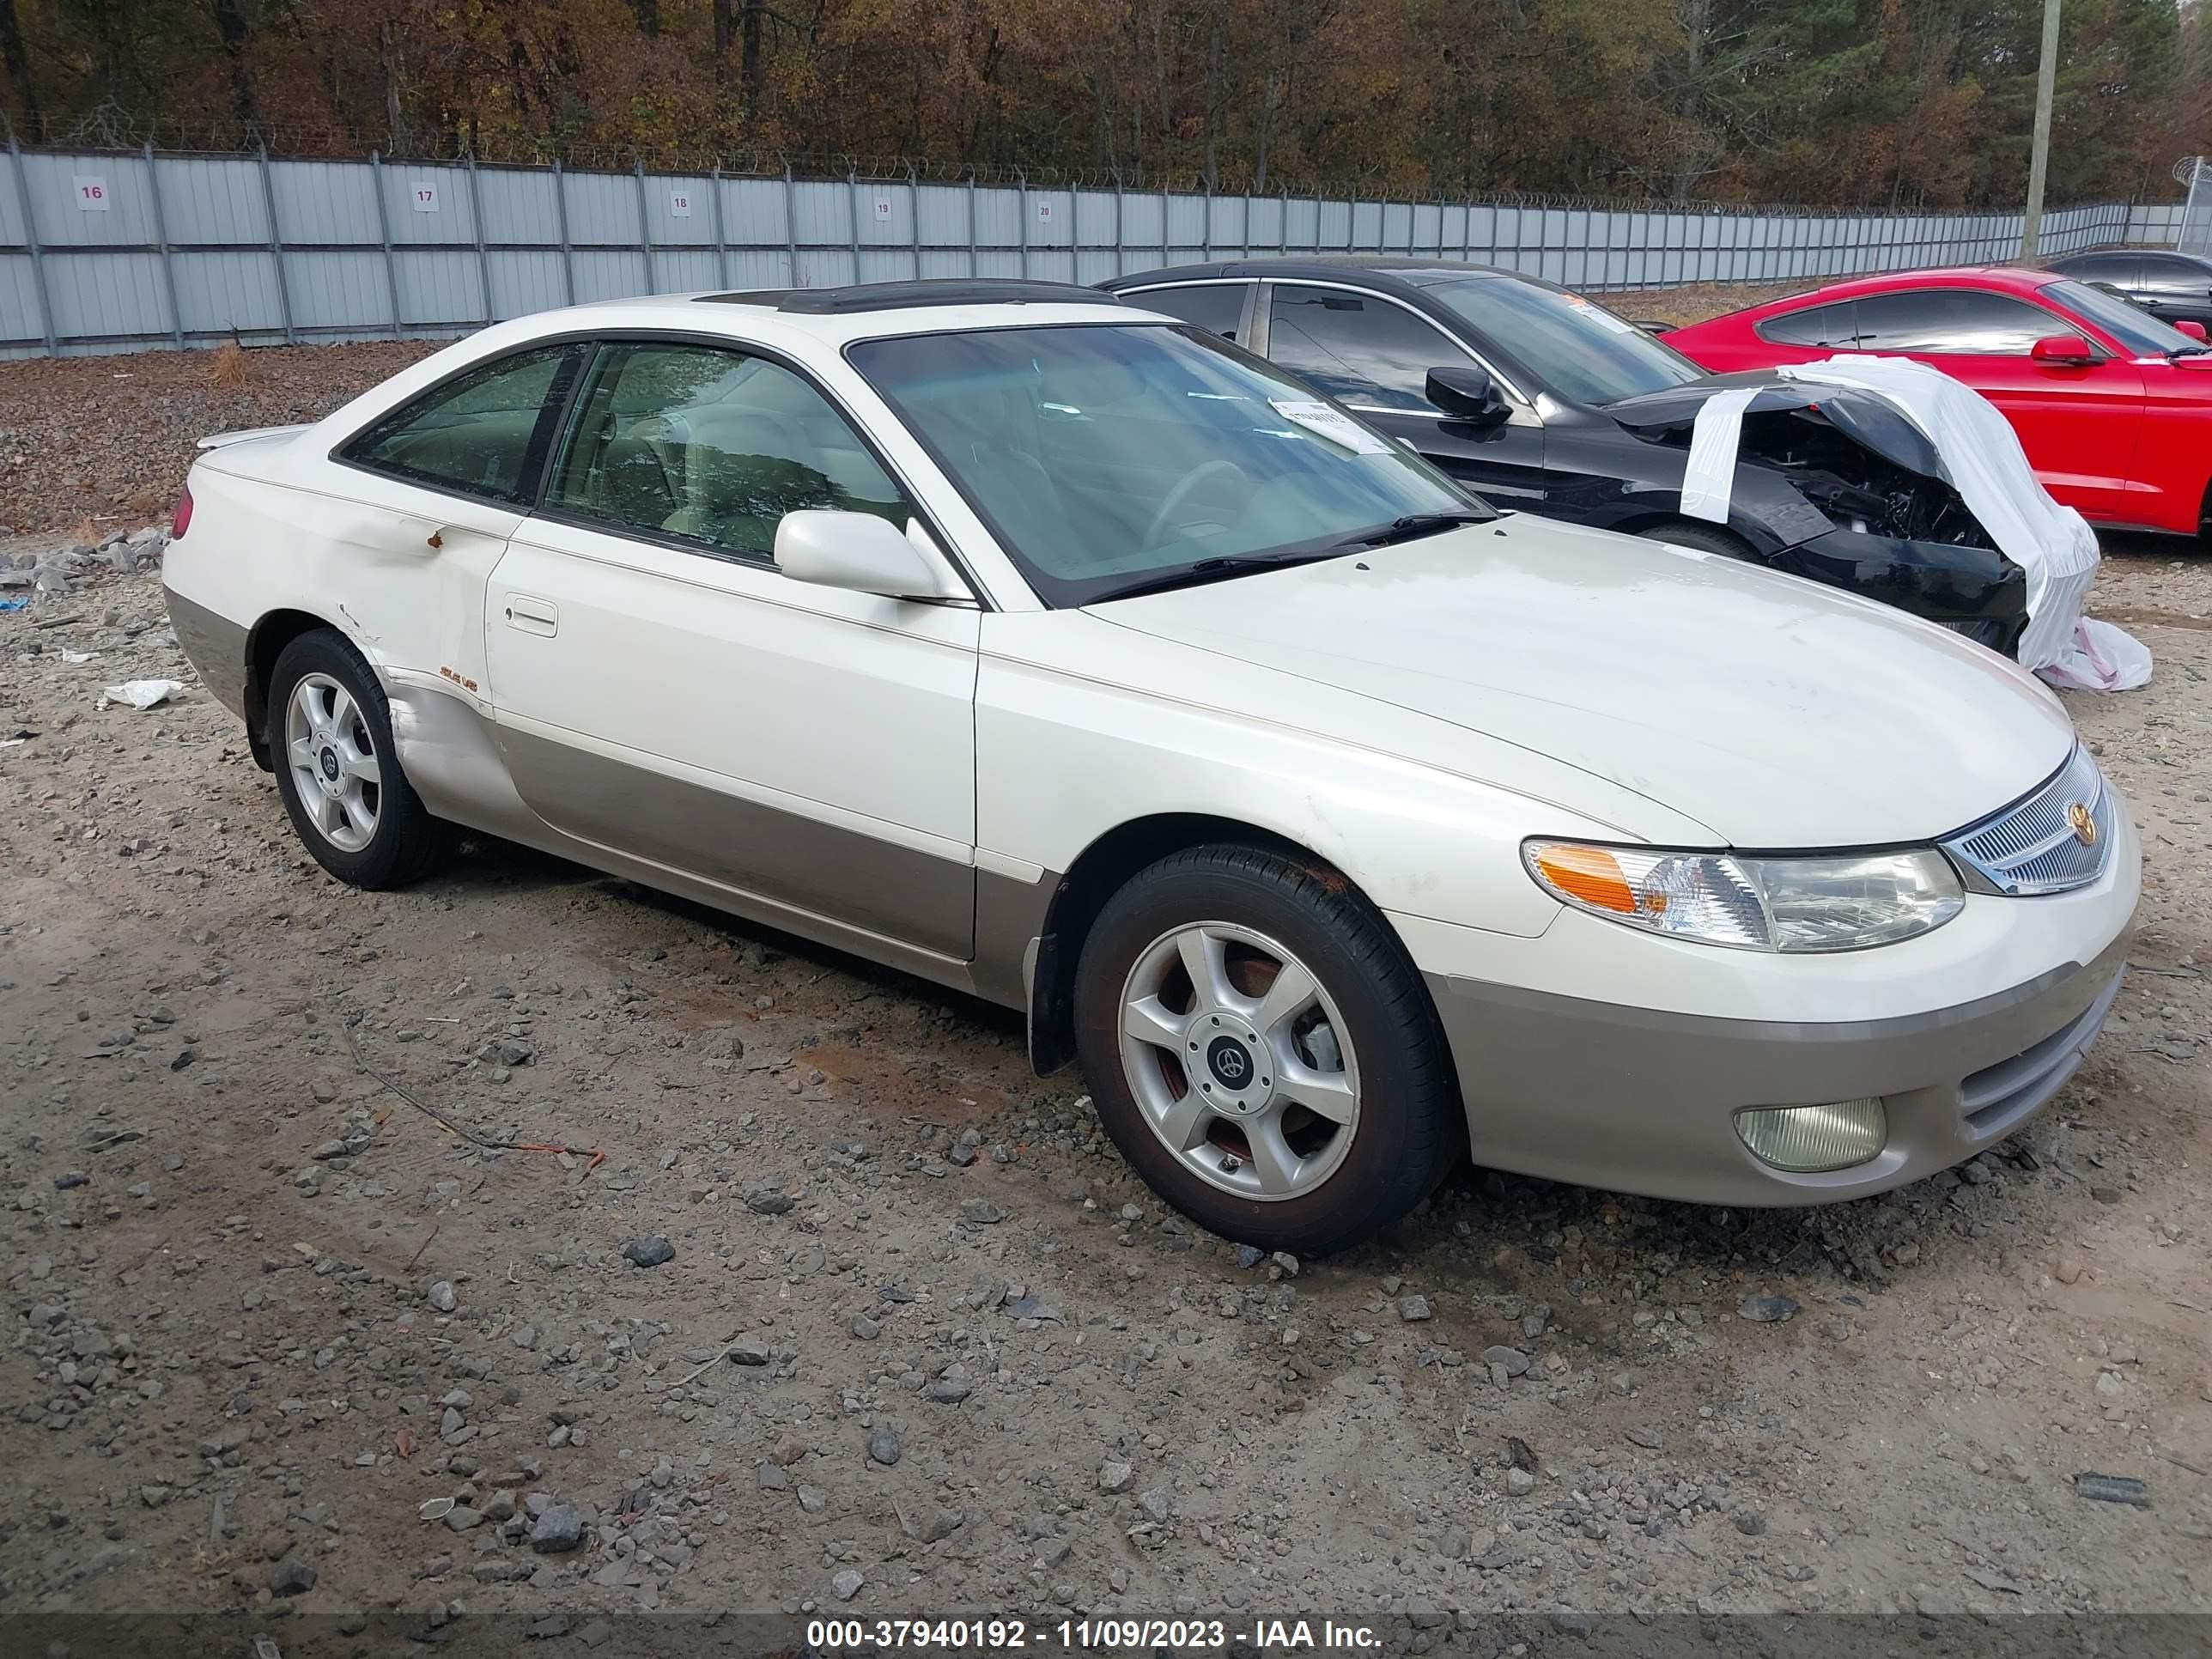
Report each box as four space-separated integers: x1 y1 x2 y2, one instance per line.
0 339 437 537
1606 283 1805 329
0 276 1785 541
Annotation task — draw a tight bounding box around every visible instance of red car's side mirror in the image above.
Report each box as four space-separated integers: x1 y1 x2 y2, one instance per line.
2030 334 2096 365
2177 319 2209 342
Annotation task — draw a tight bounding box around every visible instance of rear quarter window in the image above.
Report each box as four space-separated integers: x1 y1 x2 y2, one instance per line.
1754 301 1857 349
340 344 582 505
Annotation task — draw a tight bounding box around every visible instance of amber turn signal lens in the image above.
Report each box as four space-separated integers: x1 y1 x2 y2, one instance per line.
1528 844 1637 914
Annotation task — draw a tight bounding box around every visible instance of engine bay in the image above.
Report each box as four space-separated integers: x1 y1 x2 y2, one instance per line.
1738 407 1997 549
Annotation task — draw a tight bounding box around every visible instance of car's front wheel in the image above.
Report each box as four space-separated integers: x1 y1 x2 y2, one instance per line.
265 629 450 889
1073 845 1462 1255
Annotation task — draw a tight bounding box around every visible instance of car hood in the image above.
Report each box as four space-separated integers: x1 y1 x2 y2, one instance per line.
1604 374 1947 479
1086 514 2074 848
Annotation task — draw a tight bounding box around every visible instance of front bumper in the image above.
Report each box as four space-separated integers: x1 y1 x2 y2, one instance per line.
1425 920 2132 1207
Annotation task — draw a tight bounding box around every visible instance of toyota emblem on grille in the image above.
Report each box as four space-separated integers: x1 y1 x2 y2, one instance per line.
2065 800 2098 847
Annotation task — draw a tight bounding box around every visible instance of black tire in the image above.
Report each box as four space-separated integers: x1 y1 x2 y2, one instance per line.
1072 844 1462 1256
264 629 451 890
1637 521 1756 560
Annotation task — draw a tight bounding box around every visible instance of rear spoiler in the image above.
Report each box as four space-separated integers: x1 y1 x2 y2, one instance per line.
196 423 311 451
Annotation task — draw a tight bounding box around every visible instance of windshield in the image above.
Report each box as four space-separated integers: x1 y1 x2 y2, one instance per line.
848 323 1480 606
1425 277 1706 404
2048 277 2200 356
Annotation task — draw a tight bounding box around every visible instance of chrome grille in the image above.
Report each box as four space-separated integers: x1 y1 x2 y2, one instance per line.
1942 746 2113 896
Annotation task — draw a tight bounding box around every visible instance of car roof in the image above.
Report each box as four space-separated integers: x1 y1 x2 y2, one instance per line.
1103 256 1563 296
512 281 1159 350
1741 264 2067 313
2051 246 2212 266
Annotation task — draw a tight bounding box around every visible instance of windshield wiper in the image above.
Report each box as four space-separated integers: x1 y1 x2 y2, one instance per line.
1087 551 1344 604
2171 343 2212 359
1329 507 1495 550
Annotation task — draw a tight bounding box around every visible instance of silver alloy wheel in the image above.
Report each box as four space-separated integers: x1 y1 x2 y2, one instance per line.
284 672 382 854
1117 921 1361 1201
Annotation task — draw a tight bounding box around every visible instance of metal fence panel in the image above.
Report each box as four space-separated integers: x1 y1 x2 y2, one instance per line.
0 137 2198 357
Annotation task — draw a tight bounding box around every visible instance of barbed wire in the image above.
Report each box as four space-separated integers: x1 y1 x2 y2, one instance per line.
0 101 2159 220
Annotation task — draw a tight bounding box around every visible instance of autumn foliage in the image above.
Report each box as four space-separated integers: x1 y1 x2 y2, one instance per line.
1 0 2205 208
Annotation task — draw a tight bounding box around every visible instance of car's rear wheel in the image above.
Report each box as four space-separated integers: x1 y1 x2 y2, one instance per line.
1638 522 1756 560
266 629 450 889
1073 844 1461 1255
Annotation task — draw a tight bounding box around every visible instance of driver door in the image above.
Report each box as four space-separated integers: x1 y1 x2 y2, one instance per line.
1254 281 1549 507
483 338 981 960
1850 288 2145 524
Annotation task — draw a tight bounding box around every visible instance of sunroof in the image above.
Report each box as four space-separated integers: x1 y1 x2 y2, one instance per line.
697 280 1118 314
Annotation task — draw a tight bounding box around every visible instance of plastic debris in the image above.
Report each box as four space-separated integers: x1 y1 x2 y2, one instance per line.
60 649 96 664
0 596 26 612
99 678 186 710
1778 356 2148 690
2074 1473 2151 1508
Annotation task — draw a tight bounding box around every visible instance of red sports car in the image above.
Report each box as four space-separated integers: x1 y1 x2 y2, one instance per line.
1664 265 2212 536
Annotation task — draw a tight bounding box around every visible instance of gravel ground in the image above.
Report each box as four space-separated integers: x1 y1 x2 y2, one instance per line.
0 342 437 538
1 308 2209 1646
0 280 1784 541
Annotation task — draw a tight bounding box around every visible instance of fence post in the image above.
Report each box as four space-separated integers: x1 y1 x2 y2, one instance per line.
709 162 728 289
1282 188 1291 256
256 143 299 345
464 151 495 322
1113 173 1125 278
5 131 55 354
143 141 185 349
846 167 862 283
966 173 979 276
908 162 922 279
1159 183 1169 268
1201 174 1212 261
782 163 800 286
368 151 404 339
552 157 576 305
1017 168 1030 277
633 158 656 293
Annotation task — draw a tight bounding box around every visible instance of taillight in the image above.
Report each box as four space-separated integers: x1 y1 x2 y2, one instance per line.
172 484 193 539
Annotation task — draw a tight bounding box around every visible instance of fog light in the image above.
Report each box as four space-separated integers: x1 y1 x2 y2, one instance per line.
1734 1099 1887 1173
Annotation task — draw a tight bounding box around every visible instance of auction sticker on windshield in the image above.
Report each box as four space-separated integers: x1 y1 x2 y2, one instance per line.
1268 399 1393 453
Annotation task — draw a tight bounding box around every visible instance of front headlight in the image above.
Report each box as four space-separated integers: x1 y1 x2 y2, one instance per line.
1523 841 1964 952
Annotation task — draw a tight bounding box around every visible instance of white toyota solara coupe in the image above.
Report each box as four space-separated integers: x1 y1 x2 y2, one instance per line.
164 278 2138 1254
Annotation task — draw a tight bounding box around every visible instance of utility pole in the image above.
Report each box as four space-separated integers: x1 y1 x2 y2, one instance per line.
2021 0 2062 262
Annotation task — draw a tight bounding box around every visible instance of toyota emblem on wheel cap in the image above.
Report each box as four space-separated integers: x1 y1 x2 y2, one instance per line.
1206 1035 1252 1088
2065 800 2098 847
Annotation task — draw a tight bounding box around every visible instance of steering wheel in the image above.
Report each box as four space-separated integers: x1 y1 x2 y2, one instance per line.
1141 459 1249 553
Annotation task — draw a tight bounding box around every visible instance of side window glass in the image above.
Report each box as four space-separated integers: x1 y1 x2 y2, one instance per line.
1755 302 1856 348
545 343 908 560
1266 285 1473 410
2076 253 2142 283
1132 284 1247 341
343 344 578 504
1853 290 2053 354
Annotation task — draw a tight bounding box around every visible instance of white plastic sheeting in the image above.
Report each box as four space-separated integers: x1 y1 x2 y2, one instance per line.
1678 387 1761 526
1776 356 2148 690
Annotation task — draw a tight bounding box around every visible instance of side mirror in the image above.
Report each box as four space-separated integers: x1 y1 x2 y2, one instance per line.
2177 319 2209 342
774 510 967 601
1425 365 1510 426
2029 334 2095 366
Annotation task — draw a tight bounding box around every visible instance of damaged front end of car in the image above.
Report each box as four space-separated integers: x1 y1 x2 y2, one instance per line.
1607 381 2029 656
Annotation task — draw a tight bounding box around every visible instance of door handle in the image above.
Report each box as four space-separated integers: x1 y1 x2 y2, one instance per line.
504 594 558 637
